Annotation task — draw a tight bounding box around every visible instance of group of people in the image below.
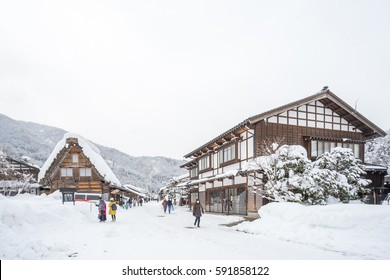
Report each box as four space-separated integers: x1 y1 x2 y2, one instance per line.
96 196 144 222
98 196 205 227
161 197 174 214
97 197 117 222
125 197 143 209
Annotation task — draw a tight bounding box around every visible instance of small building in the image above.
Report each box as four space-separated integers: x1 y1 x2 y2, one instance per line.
38 133 121 198
111 184 150 205
5 156 40 181
180 87 387 215
363 164 389 204
1 155 41 195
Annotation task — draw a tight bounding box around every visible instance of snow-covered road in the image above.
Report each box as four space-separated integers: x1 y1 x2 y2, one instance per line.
2 193 389 260
32 200 352 259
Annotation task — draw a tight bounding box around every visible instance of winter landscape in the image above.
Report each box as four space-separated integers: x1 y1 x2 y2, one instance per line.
2 0 390 279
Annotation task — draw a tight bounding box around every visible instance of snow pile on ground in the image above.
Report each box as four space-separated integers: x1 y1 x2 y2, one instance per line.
235 202 390 259
0 193 98 259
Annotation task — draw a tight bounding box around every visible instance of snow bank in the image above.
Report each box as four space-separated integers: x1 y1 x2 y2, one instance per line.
0 193 99 259
235 202 390 259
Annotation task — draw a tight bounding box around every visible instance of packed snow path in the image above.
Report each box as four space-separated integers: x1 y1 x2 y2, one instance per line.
50 202 349 259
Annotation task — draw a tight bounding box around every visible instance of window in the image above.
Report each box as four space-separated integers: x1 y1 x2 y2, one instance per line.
324 142 330 153
61 168 73 177
354 144 360 158
79 168 92 177
278 117 288 124
72 154 79 163
311 141 318 157
288 110 297 118
190 168 198 178
288 118 297 125
318 141 324 156
298 119 307 126
317 107 324 114
199 156 210 171
219 145 236 164
310 140 361 159
268 116 277 123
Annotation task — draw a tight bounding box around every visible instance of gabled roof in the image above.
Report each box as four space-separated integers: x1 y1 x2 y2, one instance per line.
248 88 386 138
5 156 40 171
183 88 386 159
38 133 121 187
121 184 148 197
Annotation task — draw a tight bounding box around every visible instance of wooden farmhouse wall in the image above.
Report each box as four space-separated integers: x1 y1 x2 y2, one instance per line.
254 122 365 160
49 146 109 194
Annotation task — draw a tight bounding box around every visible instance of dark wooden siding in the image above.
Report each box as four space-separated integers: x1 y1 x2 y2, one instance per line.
254 121 365 159
49 146 106 193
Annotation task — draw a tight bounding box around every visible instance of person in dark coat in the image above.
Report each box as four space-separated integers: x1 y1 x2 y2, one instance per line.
162 199 168 213
97 197 106 222
167 198 173 214
192 198 204 227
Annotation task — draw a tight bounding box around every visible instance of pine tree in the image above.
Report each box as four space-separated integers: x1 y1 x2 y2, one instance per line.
248 145 370 205
258 145 312 203
314 147 371 202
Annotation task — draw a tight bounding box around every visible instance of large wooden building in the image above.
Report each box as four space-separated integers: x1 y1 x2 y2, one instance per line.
38 133 121 199
180 88 387 215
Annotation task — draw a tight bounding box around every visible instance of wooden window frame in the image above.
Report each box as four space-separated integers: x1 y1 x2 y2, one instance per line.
219 143 239 167
60 167 73 178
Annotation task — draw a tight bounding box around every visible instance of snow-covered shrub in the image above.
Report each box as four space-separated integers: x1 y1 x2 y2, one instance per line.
249 145 370 205
314 147 371 202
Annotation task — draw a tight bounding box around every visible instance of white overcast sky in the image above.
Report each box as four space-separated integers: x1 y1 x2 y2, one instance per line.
1 0 390 160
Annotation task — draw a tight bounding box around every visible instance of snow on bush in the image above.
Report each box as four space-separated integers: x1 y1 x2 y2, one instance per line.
248 145 370 204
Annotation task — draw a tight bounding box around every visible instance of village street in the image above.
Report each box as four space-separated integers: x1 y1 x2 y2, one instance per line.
56 200 351 260
3 193 389 261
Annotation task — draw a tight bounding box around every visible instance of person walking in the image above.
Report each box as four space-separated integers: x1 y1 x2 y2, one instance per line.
162 198 168 213
127 197 132 209
192 198 204 227
97 197 106 222
108 198 117 222
167 198 173 214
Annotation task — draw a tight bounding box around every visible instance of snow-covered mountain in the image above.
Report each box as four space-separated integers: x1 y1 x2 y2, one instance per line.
0 113 185 192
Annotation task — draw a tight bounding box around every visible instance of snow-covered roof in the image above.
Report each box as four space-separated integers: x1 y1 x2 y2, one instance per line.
173 173 189 181
363 163 388 172
38 133 121 187
122 184 148 197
